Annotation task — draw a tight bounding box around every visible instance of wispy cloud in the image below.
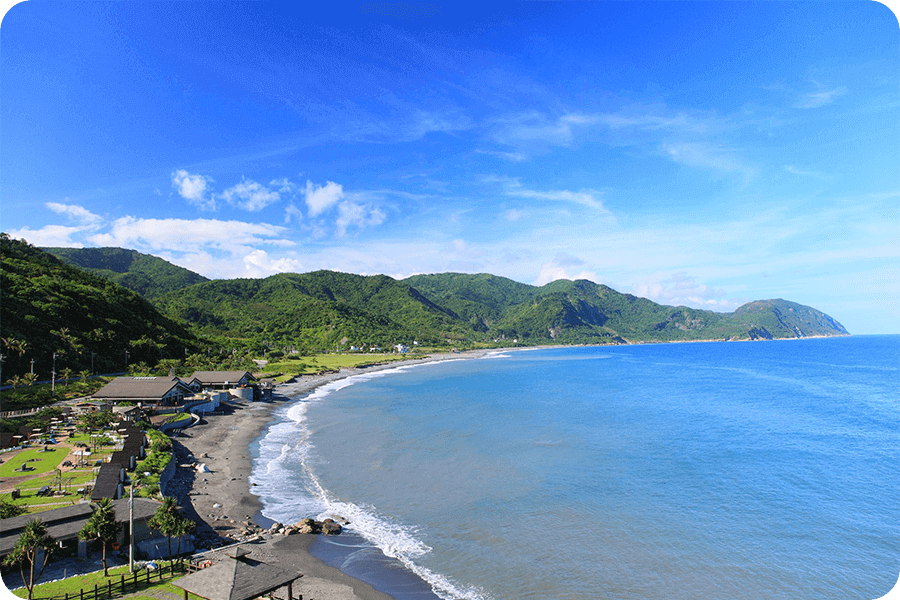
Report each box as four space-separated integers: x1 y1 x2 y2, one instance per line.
336 201 386 237
220 178 281 212
784 165 831 180
486 175 608 211
6 225 85 247
172 169 216 211
45 202 103 226
87 216 293 253
794 86 847 109
660 142 756 178
630 272 737 311
304 180 344 217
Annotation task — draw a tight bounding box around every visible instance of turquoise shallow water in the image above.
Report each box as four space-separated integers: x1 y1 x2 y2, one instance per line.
251 336 900 600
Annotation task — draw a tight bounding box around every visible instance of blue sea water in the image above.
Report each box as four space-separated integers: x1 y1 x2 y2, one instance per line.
250 335 900 600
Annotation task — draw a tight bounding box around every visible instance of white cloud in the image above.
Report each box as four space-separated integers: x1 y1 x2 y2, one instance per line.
504 208 524 221
220 178 281 212
172 169 216 210
6 225 85 248
87 216 292 253
335 201 386 236
784 165 831 180
45 202 102 225
660 142 756 178
270 178 297 194
488 175 608 211
476 149 528 162
492 112 585 147
630 272 739 311
304 180 344 217
284 203 304 224
533 262 601 286
795 86 847 109
242 249 304 277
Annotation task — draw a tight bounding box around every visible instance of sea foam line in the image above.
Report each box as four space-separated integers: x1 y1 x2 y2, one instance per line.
253 357 501 600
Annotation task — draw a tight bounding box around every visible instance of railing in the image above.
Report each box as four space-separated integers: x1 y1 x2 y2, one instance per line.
23 560 188 600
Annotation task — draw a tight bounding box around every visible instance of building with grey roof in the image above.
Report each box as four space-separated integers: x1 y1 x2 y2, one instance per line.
92 377 193 407
174 546 302 600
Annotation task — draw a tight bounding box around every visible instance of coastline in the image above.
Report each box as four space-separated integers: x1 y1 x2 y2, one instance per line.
169 351 491 600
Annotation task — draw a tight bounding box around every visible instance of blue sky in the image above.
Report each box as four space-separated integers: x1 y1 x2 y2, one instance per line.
2 2 898 334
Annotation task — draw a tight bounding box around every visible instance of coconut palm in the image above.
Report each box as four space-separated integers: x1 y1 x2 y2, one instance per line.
78 369 92 391
148 496 180 561
3 519 56 599
60 368 73 388
78 498 118 577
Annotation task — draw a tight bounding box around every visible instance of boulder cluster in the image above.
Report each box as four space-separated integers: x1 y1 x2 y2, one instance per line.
234 516 347 540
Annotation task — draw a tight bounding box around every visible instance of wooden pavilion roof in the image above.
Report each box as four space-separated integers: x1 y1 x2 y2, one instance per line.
172 546 301 600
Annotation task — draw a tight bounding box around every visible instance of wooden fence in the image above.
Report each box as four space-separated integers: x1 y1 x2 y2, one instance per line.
29 561 188 600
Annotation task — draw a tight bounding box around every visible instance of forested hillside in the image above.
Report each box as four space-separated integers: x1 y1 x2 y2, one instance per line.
45 246 209 299
28 242 849 357
0 235 207 379
153 271 470 352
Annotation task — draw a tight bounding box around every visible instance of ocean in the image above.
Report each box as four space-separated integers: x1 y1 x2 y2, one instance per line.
249 335 899 600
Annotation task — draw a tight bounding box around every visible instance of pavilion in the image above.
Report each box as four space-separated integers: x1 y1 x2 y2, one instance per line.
172 546 302 600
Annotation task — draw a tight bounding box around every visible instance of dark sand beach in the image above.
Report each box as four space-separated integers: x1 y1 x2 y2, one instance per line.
169 353 488 600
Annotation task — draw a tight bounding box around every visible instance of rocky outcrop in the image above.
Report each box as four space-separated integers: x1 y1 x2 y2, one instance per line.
230 516 347 541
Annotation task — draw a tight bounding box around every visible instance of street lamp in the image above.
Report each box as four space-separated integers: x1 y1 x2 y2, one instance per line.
124 350 129 370
51 353 57 393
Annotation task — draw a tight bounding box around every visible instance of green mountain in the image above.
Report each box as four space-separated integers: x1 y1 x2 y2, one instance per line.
31 245 848 353
155 269 847 350
44 246 209 299
1 235 206 379
153 271 468 351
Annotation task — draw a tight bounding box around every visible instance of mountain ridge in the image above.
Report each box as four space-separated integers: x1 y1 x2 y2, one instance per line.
41 245 849 350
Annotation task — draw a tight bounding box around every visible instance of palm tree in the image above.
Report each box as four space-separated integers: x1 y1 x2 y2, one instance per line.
173 517 196 557
78 369 92 391
78 498 118 577
21 373 37 388
2 337 26 358
2 519 56 599
148 496 180 561
60 368 73 388
7 375 22 393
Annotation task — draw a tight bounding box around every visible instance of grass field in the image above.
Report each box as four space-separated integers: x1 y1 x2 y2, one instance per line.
0 448 69 478
261 352 421 380
1 440 113 513
8 560 186 599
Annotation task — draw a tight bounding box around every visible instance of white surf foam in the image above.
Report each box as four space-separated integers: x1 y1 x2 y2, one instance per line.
252 362 499 600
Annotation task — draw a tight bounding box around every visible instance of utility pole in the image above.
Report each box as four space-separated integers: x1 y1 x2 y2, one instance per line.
91 352 96 375
51 353 57 393
129 485 135 572
30 358 35 375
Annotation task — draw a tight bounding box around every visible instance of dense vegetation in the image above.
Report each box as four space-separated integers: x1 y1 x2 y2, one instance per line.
0 235 207 383
21 242 849 362
153 271 469 352
45 247 209 300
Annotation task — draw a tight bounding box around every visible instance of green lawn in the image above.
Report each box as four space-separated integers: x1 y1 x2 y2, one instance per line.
0 448 69 478
2 448 103 513
262 352 419 378
9 560 187 599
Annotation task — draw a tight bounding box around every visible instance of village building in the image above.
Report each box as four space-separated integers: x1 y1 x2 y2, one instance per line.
184 371 256 392
92 377 193 407
0 498 162 562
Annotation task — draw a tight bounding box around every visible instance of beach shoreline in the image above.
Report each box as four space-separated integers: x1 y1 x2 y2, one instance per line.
169 351 492 600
